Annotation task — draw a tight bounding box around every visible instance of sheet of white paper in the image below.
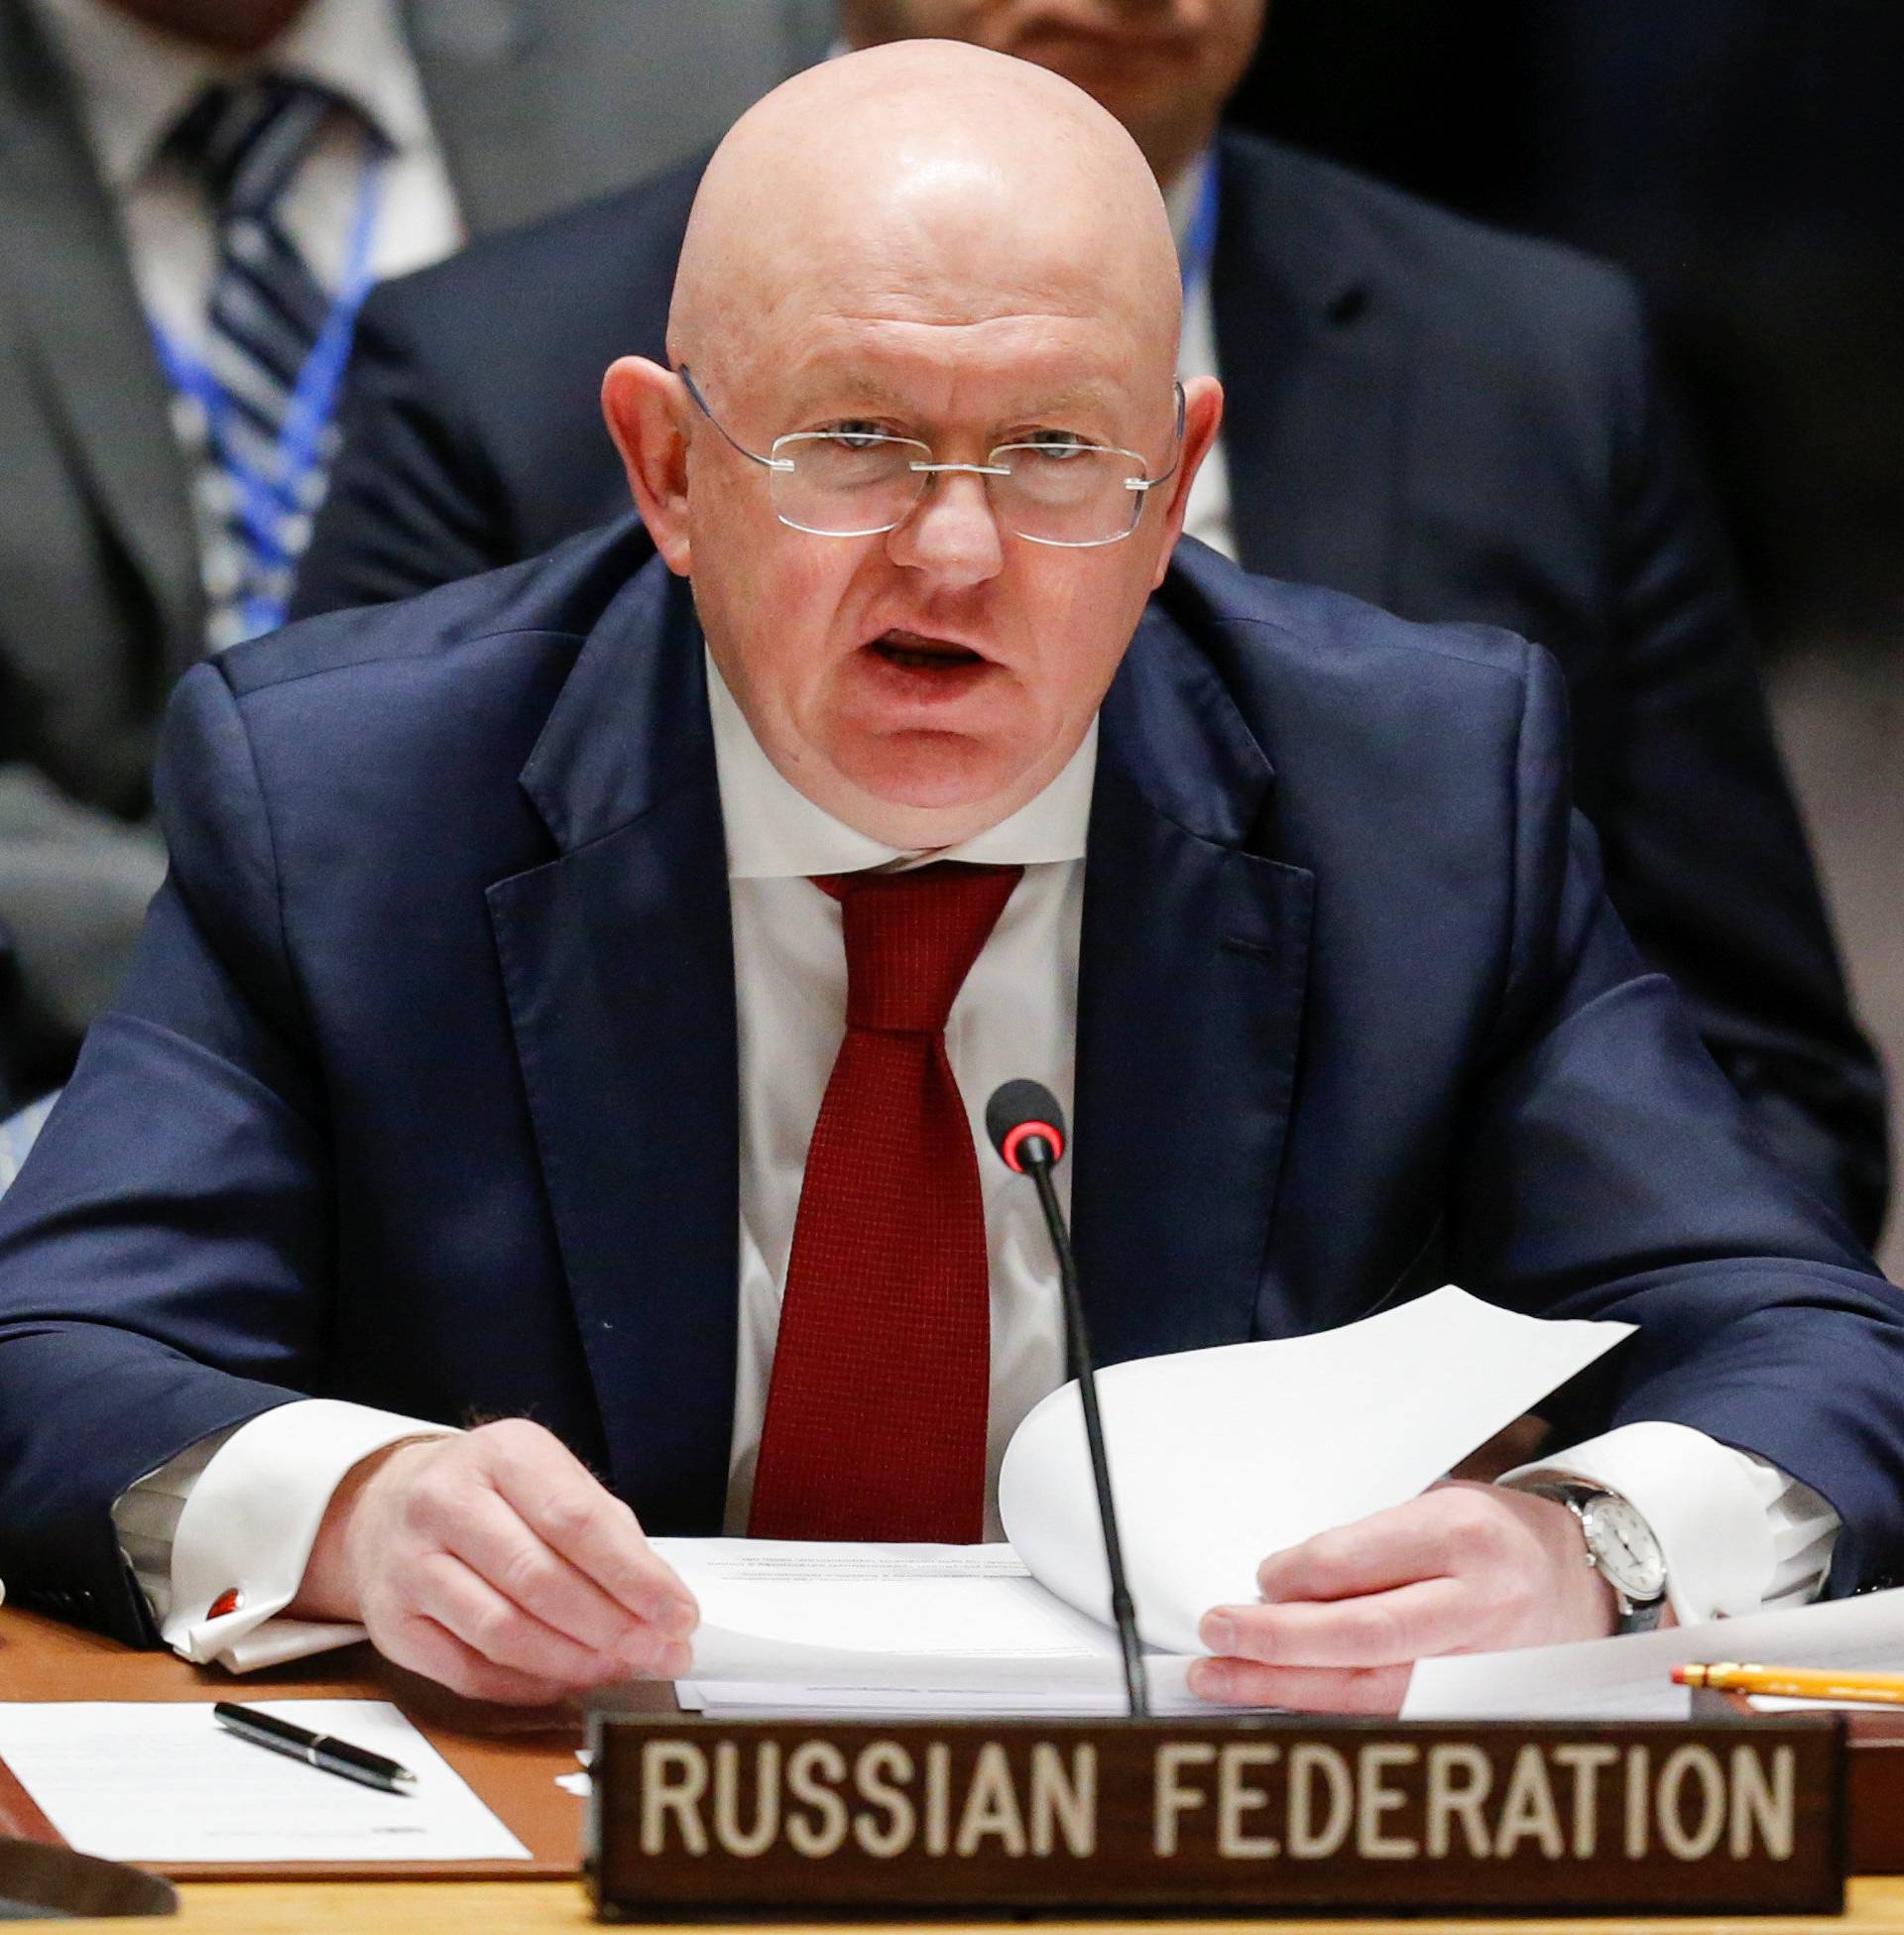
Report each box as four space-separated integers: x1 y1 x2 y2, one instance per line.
1748 1695 1883 1713
1402 1583 1904 1720
654 1538 1201 1694
1001 1285 1634 1653
0 1701 530 1864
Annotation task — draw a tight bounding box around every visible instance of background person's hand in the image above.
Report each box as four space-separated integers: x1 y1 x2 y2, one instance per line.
292 1419 698 1704
1187 1480 1620 1714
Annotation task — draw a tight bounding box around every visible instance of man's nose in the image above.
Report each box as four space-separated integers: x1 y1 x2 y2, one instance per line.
885 470 1006 586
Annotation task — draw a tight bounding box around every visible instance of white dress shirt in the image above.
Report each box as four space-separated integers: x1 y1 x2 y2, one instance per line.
29 0 464 641
118 667 1839 1669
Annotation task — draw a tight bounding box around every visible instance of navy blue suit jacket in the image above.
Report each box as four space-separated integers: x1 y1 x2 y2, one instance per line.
3 522 1901 1644
291 131 1888 1245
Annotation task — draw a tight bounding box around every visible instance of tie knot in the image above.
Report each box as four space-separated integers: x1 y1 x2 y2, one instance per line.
819 862 1022 1035
166 76 343 218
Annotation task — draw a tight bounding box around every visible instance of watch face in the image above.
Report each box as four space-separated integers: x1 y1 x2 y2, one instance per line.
1580 1495 1668 1601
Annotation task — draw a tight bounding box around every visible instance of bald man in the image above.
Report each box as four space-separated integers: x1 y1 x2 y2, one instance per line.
2 45 1901 1713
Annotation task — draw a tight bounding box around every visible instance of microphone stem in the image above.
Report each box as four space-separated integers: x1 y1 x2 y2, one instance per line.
1026 1152 1148 1719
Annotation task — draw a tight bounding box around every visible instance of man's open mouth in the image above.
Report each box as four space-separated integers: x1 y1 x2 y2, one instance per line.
869 630 989 671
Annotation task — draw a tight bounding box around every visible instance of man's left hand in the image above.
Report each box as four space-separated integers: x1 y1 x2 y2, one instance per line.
1188 1481 1618 1714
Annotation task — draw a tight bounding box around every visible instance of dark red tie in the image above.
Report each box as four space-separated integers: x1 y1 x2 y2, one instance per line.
748 861 1023 1542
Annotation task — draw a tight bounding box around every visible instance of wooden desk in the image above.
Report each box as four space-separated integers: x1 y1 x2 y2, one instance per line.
10 1607 1904 1931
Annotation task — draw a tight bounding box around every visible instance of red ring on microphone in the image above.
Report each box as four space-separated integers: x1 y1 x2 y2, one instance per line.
1001 1120 1064 1173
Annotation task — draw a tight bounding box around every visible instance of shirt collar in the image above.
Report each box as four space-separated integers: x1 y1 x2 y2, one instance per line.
707 654 1095 881
30 0 429 190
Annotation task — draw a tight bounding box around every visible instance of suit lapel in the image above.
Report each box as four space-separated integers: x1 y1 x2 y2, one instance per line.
0 0 203 673
1072 598 1315 1366
1212 132 1412 606
487 562 740 1530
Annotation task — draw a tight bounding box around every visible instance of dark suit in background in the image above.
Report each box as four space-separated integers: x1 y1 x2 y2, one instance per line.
1227 0 1904 641
0 0 824 1099
5 523 1903 1640
0 915 20 1114
294 128 1889 1244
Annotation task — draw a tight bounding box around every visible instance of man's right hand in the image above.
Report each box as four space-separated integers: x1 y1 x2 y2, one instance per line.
291 1419 698 1704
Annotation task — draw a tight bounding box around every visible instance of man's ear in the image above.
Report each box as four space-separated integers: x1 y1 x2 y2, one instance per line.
602 356 693 576
1148 374 1225 589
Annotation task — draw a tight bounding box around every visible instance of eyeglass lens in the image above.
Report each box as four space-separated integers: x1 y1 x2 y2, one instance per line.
769 433 1146 545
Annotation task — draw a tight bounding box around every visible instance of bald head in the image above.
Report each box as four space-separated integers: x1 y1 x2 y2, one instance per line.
669 41 1182 393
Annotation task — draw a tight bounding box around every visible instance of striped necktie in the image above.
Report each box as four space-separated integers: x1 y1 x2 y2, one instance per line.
167 78 355 645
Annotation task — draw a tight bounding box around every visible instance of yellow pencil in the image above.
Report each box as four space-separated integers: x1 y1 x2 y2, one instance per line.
1674 1661 1904 1706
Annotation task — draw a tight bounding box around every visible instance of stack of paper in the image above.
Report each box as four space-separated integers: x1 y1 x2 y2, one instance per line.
654 1288 1636 1716
654 1541 1219 1713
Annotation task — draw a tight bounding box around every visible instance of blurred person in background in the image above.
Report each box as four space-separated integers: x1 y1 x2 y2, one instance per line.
293 0 1888 1247
0 0 817 1107
1223 0 1904 650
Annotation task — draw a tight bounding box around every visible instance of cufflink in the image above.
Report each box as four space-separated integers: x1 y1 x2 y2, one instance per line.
207 1588 244 1620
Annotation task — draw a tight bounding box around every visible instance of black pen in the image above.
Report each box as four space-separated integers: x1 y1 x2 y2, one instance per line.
213 1702 417 1795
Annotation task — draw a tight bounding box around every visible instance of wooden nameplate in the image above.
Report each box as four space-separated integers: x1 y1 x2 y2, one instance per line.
586 1713 1846 1918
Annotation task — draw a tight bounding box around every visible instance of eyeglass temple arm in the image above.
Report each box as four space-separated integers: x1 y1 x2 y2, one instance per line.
677 365 794 472
1125 382 1190 495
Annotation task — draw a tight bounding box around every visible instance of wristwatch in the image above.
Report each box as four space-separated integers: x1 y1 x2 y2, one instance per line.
1524 1481 1668 1633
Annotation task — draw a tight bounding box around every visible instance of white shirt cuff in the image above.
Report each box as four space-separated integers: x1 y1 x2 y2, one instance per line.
119 1399 457 1671
1501 1419 1841 1623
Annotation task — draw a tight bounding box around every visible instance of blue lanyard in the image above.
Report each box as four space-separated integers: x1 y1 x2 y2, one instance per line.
1179 154 1221 302
153 136 385 635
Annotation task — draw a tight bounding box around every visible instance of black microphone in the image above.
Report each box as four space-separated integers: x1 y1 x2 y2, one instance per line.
986 1080 1147 1718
